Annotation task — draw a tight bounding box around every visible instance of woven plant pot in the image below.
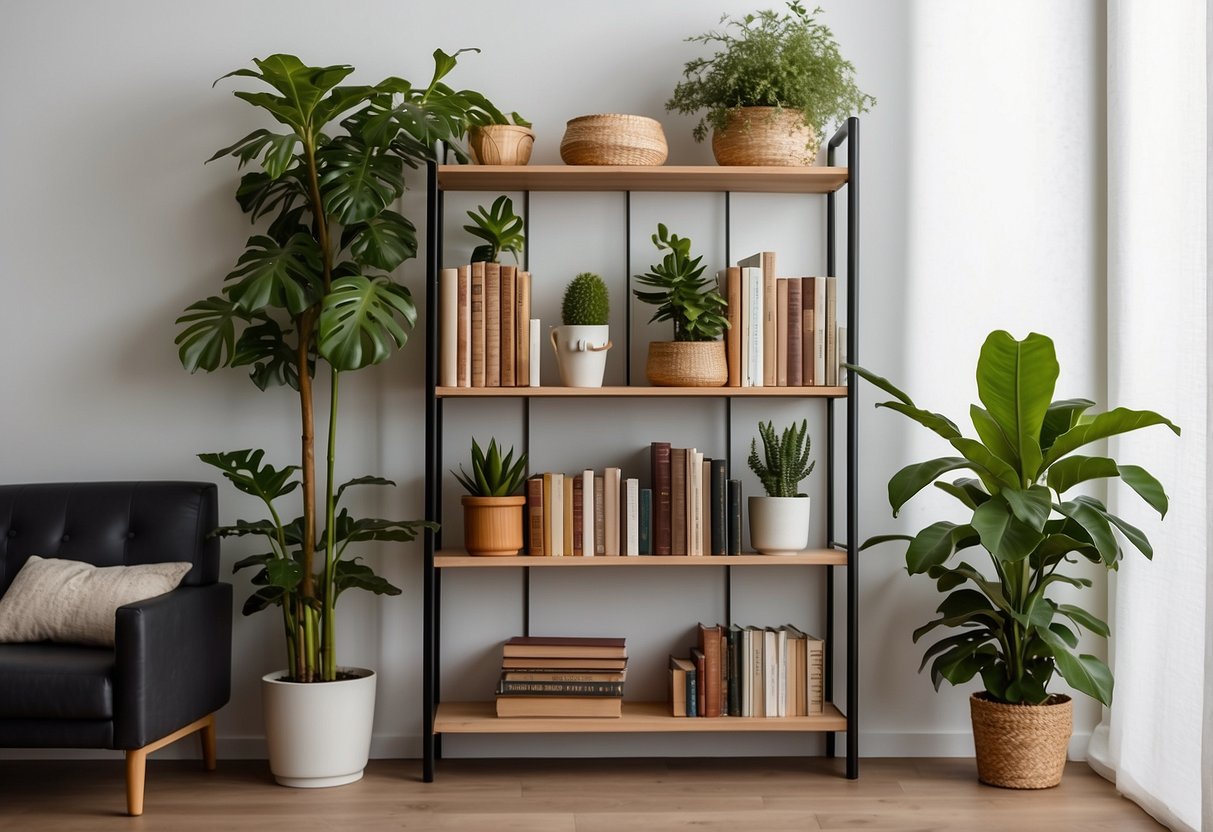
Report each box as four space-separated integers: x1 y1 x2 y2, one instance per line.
560 114 668 166
970 693 1073 789
645 341 727 387
469 124 534 166
711 107 818 167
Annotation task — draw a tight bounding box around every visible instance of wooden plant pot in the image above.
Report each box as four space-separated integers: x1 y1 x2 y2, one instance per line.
645 340 728 387
462 495 526 556
970 692 1073 789
469 124 535 166
711 107 818 167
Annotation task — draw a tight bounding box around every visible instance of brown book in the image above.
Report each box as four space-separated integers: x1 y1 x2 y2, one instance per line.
776 276 789 386
723 267 741 387
501 656 628 671
542 473 554 557
691 647 706 718
500 265 516 387
738 252 777 386
526 475 544 556
825 276 837 386
669 656 694 717
485 262 501 386
502 636 627 659
515 271 531 387
593 475 605 556
503 671 626 682
562 474 574 557
470 262 486 387
572 475 584 557
786 277 802 387
670 447 687 555
697 623 723 717
456 266 470 387
650 442 672 556
495 695 621 718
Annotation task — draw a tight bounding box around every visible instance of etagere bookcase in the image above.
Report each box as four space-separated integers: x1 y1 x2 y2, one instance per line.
421 118 860 782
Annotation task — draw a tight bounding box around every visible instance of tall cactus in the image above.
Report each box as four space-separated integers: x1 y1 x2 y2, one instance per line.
747 419 815 497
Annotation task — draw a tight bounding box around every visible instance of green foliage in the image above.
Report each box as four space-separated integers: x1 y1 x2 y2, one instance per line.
561 272 610 326
452 438 529 497
464 195 525 263
854 331 1179 707
748 420 815 497
666 2 876 144
177 51 493 682
633 224 729 342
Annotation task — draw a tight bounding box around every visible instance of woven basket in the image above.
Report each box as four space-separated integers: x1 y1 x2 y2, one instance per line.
645 341 727 387
560 114 668 166
970 693 1073 789
711 107 818 167
469 124 534 166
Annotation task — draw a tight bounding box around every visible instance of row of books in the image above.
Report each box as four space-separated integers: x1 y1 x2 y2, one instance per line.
720 252 845 388
670 623 825 718
524 444 744 557
438 264 539 388
495 636 627 718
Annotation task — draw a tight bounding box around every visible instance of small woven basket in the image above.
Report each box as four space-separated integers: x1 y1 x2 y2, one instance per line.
711 107 818 167
469 124 534 166
970 693 1073 789
645 341 727 387
560 114 668 166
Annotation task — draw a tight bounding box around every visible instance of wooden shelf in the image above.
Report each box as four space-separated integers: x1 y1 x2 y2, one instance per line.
435 550 847 568
437 385 847 399
434 701 848 733
437 164 849 194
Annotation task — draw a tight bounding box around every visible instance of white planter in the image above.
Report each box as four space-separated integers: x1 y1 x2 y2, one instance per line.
261 667 376 788
550 324 611 387
748 496 811 555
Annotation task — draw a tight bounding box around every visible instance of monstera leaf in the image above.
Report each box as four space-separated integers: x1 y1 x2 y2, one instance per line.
317 275 417 370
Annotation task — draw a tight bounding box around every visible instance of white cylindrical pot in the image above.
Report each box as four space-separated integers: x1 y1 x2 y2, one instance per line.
550 325 610 387
262 667 376 788
748 496 811 555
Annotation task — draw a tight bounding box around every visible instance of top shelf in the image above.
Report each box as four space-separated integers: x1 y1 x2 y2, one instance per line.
437 165 849 194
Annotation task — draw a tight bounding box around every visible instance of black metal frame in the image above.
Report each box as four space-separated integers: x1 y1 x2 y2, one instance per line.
421 117 859 782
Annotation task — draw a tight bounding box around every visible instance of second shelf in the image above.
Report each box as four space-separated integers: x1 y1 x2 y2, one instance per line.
435 550 847 568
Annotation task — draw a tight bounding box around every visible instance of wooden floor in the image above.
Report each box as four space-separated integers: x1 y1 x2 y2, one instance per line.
0 757 1162 831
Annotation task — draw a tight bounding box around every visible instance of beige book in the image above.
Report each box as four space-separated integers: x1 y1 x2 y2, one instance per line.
501 266 516 387
776 277 789 386
738 252 776 386
485 262 501 387
470 262 486 387
439 268 458 387
456 266 470 387
562 474 574 556
603 467 621 556
722 267 741 387
516 272 531 387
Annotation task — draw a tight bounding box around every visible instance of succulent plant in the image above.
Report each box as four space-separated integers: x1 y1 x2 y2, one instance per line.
748 419 815 497
561 272 610 326
452 437 528 497
464 195 525 264
632 224 729 342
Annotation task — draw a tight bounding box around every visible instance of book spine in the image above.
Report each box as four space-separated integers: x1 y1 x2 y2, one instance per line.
503 672 624 682
572 474 584 557
710 459 727 556
814 277 826 386
686 662 698 717
456 266 470 387
604 467 621 556
787 276 802 387
740 266 751 386
762 252 777 387
562 474 574 557
698 625 722 718
802 277 814 386
625 478 639 556
725 627 740 716
686 450 700 556
777 628 788 717
541 473 554 557
691 647 706 718
593 475 605 555
700 457 711 557
724 267 741 387
748 268 764 387
638 488 652 555
727 479 742 555
651 442 672 555
776 276 789 387
470 262 486 387
485 262 501 387
741 627 752 717
526 475 544 556
764 629 777 718
529 319 541 387
515 272 531 387
439 268 458 387
753 627 765 718
497 680 624 696
825 276 837 386
500 265 516 387
670 448 687 555
550 472 564 557
581 470 594 557
808 635 824 714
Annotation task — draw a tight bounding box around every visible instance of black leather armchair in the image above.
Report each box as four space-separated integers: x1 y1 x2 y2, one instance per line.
0 482 232 815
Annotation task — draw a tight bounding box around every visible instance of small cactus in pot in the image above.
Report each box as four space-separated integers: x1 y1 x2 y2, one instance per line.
747 419 815 555
550 272 611 387
561 272 610 326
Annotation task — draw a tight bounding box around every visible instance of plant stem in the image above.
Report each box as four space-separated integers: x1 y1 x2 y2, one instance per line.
322 367 340 682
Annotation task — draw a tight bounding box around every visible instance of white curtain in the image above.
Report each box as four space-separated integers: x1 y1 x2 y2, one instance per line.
1087 2 1210 830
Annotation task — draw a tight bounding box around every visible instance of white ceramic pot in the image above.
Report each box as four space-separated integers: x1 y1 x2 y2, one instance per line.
748 496 811 555
550 325 611 387
262 667 376 788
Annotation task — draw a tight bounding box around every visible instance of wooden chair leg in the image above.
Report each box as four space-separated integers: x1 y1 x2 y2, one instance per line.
123 713 217 816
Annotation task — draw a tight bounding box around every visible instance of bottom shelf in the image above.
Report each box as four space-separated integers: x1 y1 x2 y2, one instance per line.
434 701 848 734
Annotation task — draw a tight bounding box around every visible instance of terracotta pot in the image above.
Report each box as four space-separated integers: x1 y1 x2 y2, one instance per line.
469 124 534 166
711 107 818 166
645 341 728 387
970 692 1073 789
462 494 526 556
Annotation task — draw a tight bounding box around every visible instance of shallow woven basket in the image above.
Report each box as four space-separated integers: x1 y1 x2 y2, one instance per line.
711 107 818 167
560 114 668 166
645 341 727 387
970 693 1073 789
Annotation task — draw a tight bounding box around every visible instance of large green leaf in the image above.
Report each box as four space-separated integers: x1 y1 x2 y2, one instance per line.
317 275 417 370
317 136 406 224
975 331 1057 481
1057 603 1109 637
887 457 971 517
933 477 990 510
913 589 1001 642
1117 465 1170 518
917 631 996 673
927 561 1012 614
230 317 306 391
858 533 912 551
905 521 961 574
1042 407 1180 468
877 402 963 442
198 449 300 503
235 169 305 222
1036 627 1114 706
1040 398 1097 452
971 498 1044 563
1055 498 1120 565
220 55 357 135
844 363 913 405
1002 485 1052 531
224 233 323 316
208 128 300 180
331 559 402 601
950 437 1021 491
929 638 997 690
175 296 245 372
969 405 1019 472
1046 456 1169 518
1073 495 1153 559
341 209 417 272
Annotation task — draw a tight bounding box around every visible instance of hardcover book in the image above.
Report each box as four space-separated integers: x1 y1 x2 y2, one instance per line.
457 265 470 387
697 623 723 718
500 265 516 387
526 475 544 556
787 276 803 387
470 261 486 387
604 467 621 556
738 251 776 387
439 267 458 387
515 271 531 387
722 266 741 387
495 696 622 718
670 447 687 556
485 261 501 387
502 636 627 659
710 459 727 556
638 487 652 555
650 442 672 555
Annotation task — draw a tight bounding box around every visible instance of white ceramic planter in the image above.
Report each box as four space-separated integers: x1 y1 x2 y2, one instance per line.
748 496 811 555
550 324 611 387
262 667 376 788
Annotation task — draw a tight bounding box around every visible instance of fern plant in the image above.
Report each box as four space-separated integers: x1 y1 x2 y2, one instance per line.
464 195 525 263
452 438 529 497
748 419 815 497
633 224 729 342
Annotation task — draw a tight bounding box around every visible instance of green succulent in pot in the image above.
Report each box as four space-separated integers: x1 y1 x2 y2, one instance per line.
454 438 529 557
561 272 610 327
452 437 529 497
633 224 728 343
748 419 815 497
853 330 1179 708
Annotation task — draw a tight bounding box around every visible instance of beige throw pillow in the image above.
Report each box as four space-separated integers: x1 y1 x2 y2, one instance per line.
0 556 192 647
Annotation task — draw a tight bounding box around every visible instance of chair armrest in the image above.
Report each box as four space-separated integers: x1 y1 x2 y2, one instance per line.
112 583 233 749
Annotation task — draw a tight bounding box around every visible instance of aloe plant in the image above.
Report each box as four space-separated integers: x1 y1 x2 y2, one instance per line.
854 331 1179 706
748 419 815 497
174 51 499 683
452 438 529 497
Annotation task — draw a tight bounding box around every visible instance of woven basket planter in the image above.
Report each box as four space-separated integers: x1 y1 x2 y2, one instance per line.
970 693 1073 789
711 107 818 167
645 341 727 387
469 124 534 166
560 114 668 166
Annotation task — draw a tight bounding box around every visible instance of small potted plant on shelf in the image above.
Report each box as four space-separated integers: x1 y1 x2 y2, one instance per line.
666 1 876 166
469 112 534 166
464 195 525 263
747 419 815 555
453 438 529 556
633 224 730 386
852 330 1179 789
551 272 612 388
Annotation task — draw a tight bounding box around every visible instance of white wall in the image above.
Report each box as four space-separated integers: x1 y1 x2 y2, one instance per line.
0 0 1105 760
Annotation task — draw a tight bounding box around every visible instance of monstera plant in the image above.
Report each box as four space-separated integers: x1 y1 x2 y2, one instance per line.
175 52 502 689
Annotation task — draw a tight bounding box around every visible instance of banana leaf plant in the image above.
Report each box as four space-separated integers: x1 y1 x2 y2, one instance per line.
853 331 1178 706
175 51 504 683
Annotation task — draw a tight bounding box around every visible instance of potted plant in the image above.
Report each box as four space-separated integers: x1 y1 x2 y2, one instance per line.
747 419 815 555
853 330 1179 788
174 50 497 787
666 1 876 165
469 112 534 166
633 224 730 386
551 272 611 388
453 438 529 556
464 194 525 263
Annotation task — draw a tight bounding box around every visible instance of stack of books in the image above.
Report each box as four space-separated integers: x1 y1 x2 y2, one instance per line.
438 264 539 388
496 636 627 718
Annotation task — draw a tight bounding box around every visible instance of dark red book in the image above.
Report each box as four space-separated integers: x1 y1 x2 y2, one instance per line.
650 442 672 556
572 475 584 557
526 475 544 556
697 623 723 717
